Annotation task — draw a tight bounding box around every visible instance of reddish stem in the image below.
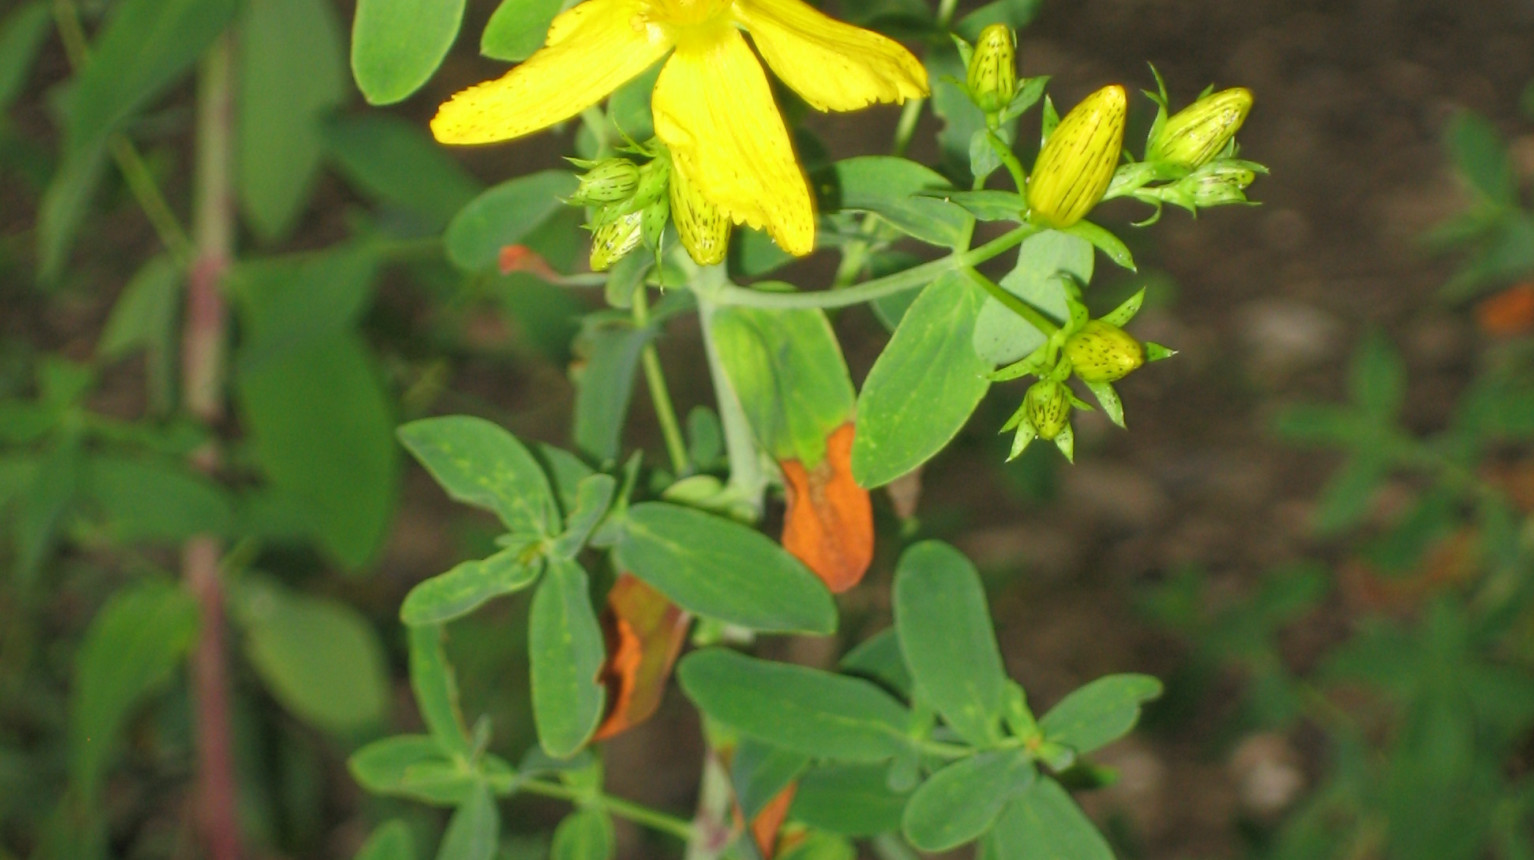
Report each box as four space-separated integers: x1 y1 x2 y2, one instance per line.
181 36 239 860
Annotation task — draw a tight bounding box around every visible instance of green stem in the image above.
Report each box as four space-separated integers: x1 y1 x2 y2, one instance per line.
988 129 1028 192
683 745 737 860
634 287 690 476
517 778 695 842
694 266 767 518
963 268 1059 335
51 0 194 267
714 223 1039 310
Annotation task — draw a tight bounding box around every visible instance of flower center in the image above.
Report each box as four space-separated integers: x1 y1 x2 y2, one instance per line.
641 0 731 36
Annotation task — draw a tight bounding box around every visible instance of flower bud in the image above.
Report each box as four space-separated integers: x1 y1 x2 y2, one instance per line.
1189 163 1257 207
967 24 1017 115
1025 379 1072 440
572 158 641 204
669 163 730 266
1027 85 1127 228
1147 87 1252 168
589 208 644 271
1064 319 1145 383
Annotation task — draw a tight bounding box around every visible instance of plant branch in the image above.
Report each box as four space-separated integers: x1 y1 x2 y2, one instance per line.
963 268 1060 335
516 778 695 842
634 287 690 476
695 267 768 519
182 35 239 860
713 223 1039 310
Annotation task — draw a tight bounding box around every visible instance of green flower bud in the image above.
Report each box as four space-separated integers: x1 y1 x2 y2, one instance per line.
1027 85 1127 228
1025 379 1072 440
670 163 730 266
1189 163 1257 207
589 208 643 271
572 158 641 204
1064 319 1145 383
1147 87 1252 168
967 24 1017 115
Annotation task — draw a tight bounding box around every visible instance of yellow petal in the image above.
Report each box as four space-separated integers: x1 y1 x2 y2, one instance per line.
431 0 669 145
733 0 927 112
652 31 814 255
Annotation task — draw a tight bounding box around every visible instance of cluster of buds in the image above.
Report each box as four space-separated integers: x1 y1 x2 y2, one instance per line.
571 143 733 271
992 283 1173 462
1100 72 1261 223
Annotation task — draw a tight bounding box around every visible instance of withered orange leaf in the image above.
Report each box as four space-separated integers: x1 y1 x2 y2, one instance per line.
781 422 874 593
750 783 798 859
592 574 691 741
1475 282 1534 337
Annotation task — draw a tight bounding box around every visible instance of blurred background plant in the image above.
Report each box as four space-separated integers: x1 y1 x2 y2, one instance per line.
1 0 1532 858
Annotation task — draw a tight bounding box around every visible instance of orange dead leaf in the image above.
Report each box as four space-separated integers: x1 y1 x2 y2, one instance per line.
498 244 560 281
780 422 874 593
750 783 798 859
592 574 691 741
1475 283 1534 337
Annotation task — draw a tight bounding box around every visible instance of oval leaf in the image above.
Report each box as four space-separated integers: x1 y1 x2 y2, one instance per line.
445 171 579 272
550 808 616 860
351 0 466 105
1038 673 1163 756
613 502 836 634
901 750 1034 852
436 782 499 860
852 272 990 488
401 546 542 626
349 736 475 806
791 764 912 837
894 541 1007 745
529 560 606 758
356 820 417 860
398 416 558 537
827 157 972 248
972 230 1092 366
980 778 1113 860
677 649 911 762
480 0 562 62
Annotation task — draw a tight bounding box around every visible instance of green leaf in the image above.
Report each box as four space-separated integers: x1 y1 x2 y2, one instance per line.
238 580 390 731
351 0 466 106
980 779 1113 860
398 416 559 536
572 317 648 464
436 782 499 860
229 245 378 359
236 331 399 568
973 230 1092 366
529 559 606 758
70 581 199 798
1271 403 1368 447
37 131 108 281
732 739 809 820
902 750 1035 851
480 0 562 62
409 625 472 758
613 502 836 634
323 114 481 230
711 306 856 465
237 0 347 242
826 157 972 248
356 820 417 860
98 255 179 404
349 736 478 806
677 649 911 762
1038 674 1162 756
1350 329 1405 422
64 0 237 155
852 272 990 488
15 440 81 584
550 809 616 860
1446 111 1514 204
776 832 856 860
1313 451 1389 534
1060 219 1136 272
840 628 913 699
791 764 912 836
551 474 617 558
937 190 1027 222
84 454 233 542
402 546 542 626
445 171 579 272
894 541 1007 745
0 2 50 111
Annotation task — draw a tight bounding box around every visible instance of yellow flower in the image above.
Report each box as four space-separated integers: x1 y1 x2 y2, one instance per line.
430 0 928 257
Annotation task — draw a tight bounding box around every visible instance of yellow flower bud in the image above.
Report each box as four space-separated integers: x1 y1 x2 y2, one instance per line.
589 209 644 271
669 164 730 266
1064 319 1145 383
1027 85 1127 228
1147 87 1252 168
1025 379 1072 440
572 158 641 204
967 24 1017 115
